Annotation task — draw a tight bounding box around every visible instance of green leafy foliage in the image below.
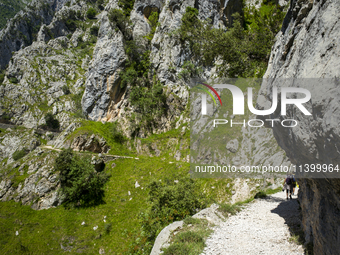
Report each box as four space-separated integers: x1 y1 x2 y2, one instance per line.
12 148 28 161
108 6 166 135
130 79 167 133
63 9 82 32
109 121 126 144
161 215 212 254
139 178 207 242
55 149 109 207
218 203 242 216
9 77 19 84
97 0 104 10
86 7 97 19
118 0 135 17
0 0 31 29
65 19 77 32
0 71 5 84
145 11 160 42
62 85 71 95
90 25 99 36
175 2 286 78
254 191 267 198
0 114 11 123
108 8 131 39
44 113 60 130
178 60 201 81
72 92 85 118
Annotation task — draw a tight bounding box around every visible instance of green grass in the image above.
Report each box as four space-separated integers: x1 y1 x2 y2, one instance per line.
264 187 282 195
0 155 190 254
162 217 212 255
218 203 242 216
254 187 282 199
0 125 236 254
67 120 134 156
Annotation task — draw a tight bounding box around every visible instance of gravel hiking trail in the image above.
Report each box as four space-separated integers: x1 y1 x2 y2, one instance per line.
201 190 304 255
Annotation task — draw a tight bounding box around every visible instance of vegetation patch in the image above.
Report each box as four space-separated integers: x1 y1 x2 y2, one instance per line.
140 178 208 241
68 120 130 155
86 7 97 19
108 5 166 135
0 0 32 29
56 149 110 207
12 148 28 161
174 2 287 78
42 113 60 130
162 217 212 255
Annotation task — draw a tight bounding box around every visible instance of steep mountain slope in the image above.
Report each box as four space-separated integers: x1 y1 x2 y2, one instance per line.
0 0 293 253
0 0 32 30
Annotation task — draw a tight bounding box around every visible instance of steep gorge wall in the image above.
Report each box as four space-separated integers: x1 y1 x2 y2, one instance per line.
257 0 340 253
81 0 244 137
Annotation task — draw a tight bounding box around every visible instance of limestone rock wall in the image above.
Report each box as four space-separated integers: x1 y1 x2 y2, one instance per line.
0 0 68 69
257 0 340 253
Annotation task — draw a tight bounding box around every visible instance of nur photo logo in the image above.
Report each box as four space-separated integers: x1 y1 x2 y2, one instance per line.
194 82 312 128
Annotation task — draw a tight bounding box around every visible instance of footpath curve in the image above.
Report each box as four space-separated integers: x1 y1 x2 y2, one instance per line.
201 190 304 255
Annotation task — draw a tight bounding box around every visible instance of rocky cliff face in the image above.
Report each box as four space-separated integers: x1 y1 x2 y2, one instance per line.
257 0 340 253
81 0 244 137
0 0 68 69
0 1 96 129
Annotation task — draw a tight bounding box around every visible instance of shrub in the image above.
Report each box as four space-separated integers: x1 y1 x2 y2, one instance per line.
108 9 130 39
140 178 207 242
97 0 104 9
162 227 208 255
109 122 126 144
13 148 28 161
65 19 77 32
0 115 11 123
62 85 70 95
254 191 267 198
55 149 109 206
45 27 54 40
118 0 135 17
86 8 97 19
145 11 159 42
178 60 201 80
9 77 19 84
44 113 60 130
175 2 286 78
0 72 4 84
129 79 167 131
90 26 99 36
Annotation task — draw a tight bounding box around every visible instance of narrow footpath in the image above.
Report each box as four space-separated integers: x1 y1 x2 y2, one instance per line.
201 190 304 255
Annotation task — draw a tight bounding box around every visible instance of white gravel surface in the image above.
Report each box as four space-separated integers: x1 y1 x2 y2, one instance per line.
201 190 304 255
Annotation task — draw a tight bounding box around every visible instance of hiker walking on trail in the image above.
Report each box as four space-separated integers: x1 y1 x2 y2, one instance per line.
283 175 293 200
292 175 297 195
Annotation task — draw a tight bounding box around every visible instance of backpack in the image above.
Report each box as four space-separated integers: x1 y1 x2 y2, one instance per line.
286 177 292 185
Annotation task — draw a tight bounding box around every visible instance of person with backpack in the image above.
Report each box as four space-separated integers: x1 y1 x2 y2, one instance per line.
283 174 293 200
292 175 297 195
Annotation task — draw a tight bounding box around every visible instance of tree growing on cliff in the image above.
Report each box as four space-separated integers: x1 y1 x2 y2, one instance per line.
55 149 109 207
44 113 60 130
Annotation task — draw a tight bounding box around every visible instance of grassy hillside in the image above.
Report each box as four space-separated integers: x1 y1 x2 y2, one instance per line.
0 0 31 30
0 124 241 254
